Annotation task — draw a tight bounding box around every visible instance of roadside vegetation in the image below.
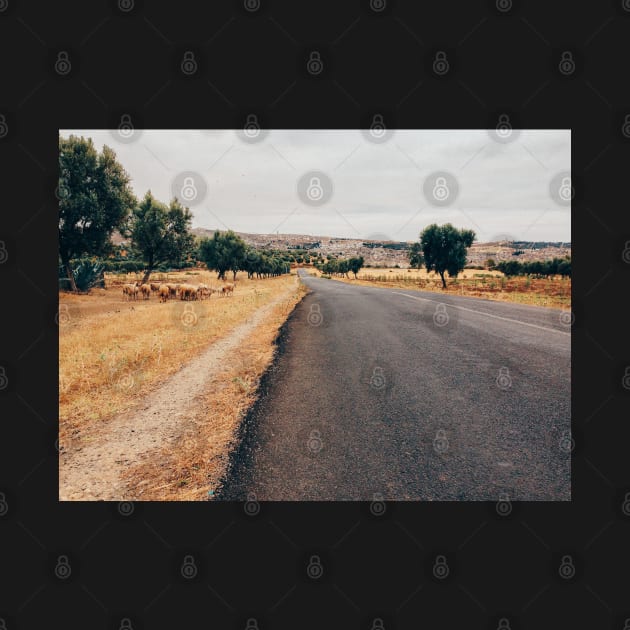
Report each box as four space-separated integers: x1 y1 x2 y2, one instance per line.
310 266 570 308
314 255 365 278
59 272 300 447
59 136 297 292
309 222 571 309
58 135 307 500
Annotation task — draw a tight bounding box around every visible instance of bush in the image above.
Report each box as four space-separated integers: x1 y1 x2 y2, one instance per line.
59 258 105 291
102 259 145 273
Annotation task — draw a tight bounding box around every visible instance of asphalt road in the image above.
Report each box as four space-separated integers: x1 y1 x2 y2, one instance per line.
218 270 571 501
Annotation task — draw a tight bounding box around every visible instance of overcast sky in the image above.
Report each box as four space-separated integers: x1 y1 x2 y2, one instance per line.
60 129 571 243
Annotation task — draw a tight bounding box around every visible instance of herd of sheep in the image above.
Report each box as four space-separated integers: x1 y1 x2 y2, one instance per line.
121 281 235 302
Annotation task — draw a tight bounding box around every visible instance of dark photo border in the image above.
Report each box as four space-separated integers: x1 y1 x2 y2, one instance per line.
1 1 629 628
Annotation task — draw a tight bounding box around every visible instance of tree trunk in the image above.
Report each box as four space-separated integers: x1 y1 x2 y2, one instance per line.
141 265 153 285
62 255 78 293
439 271 446 289
232 270 237 281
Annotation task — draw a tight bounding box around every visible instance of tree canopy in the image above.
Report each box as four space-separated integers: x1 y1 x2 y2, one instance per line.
419 223 476 288
494 257 571 278
348 256 364 278
317 255 364 278
197 230 247 280
408 242 424 269
129 192 194 283
59 135 136 290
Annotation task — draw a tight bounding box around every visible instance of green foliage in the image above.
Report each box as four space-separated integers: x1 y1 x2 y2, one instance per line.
58 135 136 290
494 256 571 278
418 223 476 288
58 257 105 292
320 255 364 278
496 260 523 277
240 247 290 278
197 230 247 280
348 256 364 278
129 192 194 281
102 259 147 273
408 242 424 269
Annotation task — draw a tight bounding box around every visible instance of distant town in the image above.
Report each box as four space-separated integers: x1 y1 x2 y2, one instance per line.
191 228 571 268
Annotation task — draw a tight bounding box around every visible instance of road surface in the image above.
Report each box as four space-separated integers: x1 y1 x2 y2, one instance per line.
218 271 570 501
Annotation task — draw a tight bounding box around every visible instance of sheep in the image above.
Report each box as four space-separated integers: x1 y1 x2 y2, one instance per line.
140 284 151 299
197 283 210 300
158 285 170 302
222 283 235 297
150 282 161 293
166 283 179 298
179 284 197 301
122 283 139 301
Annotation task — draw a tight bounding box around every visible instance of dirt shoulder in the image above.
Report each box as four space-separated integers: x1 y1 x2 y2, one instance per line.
59 279 305 501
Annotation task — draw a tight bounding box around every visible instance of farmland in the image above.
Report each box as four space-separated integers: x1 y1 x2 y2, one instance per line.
59 269 303 500
308 266 571 309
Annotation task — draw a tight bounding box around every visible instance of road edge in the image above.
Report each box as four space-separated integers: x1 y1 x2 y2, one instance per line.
212 284 309 500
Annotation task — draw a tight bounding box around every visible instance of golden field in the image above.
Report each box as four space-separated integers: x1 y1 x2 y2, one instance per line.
309 266 571 309
59 270 304 500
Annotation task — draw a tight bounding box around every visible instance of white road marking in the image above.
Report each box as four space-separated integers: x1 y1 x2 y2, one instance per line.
392 292 570 335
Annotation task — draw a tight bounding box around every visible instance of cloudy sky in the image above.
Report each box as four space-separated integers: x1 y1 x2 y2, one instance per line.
60 129 571 243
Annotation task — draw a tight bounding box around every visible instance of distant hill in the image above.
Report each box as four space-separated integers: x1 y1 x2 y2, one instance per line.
190 228 570 267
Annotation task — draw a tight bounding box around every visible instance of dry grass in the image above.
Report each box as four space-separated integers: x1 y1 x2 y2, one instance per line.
59 270 300 451
309 266 571 309
120 291 304 500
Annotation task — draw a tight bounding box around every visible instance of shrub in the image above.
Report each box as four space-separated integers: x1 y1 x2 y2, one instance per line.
59 258 105 291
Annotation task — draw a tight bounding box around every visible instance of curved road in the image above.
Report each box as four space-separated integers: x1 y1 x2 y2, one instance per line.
219 270 570 501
